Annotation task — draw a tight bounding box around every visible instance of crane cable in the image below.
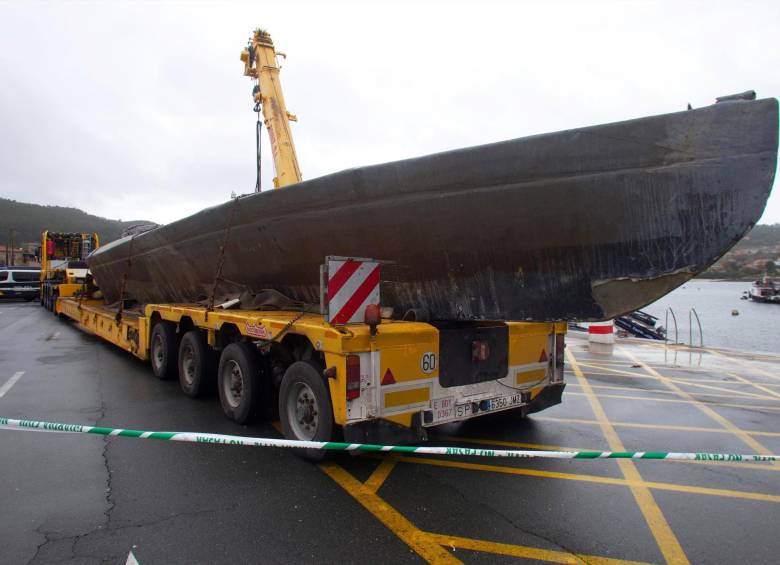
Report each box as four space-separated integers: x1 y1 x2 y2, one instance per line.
254 97 262 193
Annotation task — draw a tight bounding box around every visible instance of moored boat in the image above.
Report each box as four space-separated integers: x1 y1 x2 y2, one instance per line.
748 276 780 304
88 95 778 321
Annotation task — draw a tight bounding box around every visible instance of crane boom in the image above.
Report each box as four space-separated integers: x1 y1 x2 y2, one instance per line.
241 29 302 188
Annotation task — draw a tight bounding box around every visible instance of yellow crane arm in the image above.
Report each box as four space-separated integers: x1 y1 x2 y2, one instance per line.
241 29 302 188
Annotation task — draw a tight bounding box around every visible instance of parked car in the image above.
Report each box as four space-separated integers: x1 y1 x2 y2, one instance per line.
0 266 41 301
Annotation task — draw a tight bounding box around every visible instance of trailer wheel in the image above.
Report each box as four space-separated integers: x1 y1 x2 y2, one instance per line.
150 321 178 380
279 361 334 462
178 330 213 398
218 342 260 423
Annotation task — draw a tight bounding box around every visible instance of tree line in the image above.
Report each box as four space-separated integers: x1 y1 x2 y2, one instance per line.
0 197 151 246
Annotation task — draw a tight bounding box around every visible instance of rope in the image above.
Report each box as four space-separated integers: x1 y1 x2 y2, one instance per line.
206 197 241 312
115 236 134 323
255 102 262 193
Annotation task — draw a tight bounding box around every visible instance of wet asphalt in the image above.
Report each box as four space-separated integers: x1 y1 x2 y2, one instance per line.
1 299 778 564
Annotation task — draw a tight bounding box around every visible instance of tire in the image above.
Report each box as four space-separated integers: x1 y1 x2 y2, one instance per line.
150 321 178 379
279 360 334 462
218 342 260 423
178 330 213 398
54 292 66 318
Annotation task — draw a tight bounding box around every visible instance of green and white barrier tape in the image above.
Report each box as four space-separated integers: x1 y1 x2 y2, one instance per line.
1 416 778 462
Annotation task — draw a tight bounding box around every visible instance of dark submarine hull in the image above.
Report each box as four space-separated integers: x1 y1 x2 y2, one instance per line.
88 97 778 321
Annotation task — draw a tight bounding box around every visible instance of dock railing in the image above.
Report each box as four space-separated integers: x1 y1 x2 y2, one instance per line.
665 308 679 344
689 307 703 348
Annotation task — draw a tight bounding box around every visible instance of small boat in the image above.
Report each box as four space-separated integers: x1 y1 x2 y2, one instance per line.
615 310 666 340
747 276 780 304
88 94 778 321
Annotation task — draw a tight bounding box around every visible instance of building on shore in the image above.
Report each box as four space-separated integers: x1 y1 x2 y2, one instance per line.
0 242 41 267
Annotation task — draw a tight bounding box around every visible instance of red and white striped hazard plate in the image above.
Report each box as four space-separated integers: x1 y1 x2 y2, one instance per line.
325 258 380 324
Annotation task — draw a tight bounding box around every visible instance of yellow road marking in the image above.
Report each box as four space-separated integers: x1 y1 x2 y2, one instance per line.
621 350 779 467
425 532 653 565
364 456 398 493
533 416 780 438
319 462 460 564
564 391 780 412
669 377 780 389
385 455 780 504
576 362 772 399
706 349 780 382
572 369 780 388
567 349 689 565
577 360 713 374
726 372 780 400
567 381 778 402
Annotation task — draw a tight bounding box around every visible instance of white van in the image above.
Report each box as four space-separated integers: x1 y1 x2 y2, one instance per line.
0 267 41 301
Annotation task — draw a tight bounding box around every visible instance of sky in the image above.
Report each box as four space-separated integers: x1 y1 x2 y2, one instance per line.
1 0 779 225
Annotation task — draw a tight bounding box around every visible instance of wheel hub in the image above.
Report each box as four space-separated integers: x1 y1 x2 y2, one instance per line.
223 360 244 409
182 345 195 385
288 382 319 440
153 335 164 369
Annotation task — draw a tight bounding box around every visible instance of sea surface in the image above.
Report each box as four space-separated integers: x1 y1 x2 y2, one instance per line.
642 280 779 355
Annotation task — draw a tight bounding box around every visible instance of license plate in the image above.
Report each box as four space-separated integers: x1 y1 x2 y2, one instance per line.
431 397 455 422
488 393 524 411
431 393 524 424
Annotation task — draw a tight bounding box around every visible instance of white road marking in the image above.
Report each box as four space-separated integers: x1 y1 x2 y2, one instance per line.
126 550 140 565
0 371 25 398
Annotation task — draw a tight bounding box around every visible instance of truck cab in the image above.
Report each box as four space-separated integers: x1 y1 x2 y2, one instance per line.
40 231 98 311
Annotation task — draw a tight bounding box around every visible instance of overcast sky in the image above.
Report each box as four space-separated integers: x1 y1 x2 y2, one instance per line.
1 0 779 225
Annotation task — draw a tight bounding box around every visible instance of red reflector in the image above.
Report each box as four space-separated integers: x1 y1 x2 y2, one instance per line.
346 354 361 400
381 368 396 386
472 340 490 362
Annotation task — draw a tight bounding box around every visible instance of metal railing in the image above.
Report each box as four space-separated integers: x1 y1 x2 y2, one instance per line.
689 308 703 348
665 308 679 344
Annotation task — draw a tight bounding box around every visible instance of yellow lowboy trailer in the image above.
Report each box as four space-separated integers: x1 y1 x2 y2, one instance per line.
49 29 567 459
55 293 565 458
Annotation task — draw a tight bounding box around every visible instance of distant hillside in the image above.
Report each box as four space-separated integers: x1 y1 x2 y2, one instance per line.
0 197 151 246
733 223 780 250
700 222 780 279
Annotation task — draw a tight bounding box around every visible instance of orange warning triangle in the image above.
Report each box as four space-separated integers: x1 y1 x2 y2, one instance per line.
539 349 548 363
381 368 396 386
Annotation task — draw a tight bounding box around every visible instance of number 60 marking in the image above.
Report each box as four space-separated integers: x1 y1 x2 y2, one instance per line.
421 352 437 374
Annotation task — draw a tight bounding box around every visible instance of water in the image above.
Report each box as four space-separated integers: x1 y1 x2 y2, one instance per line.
641 280 779 355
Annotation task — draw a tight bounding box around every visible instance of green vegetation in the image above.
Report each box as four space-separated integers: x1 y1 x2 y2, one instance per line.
0 197 150 246
732 224 780 250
